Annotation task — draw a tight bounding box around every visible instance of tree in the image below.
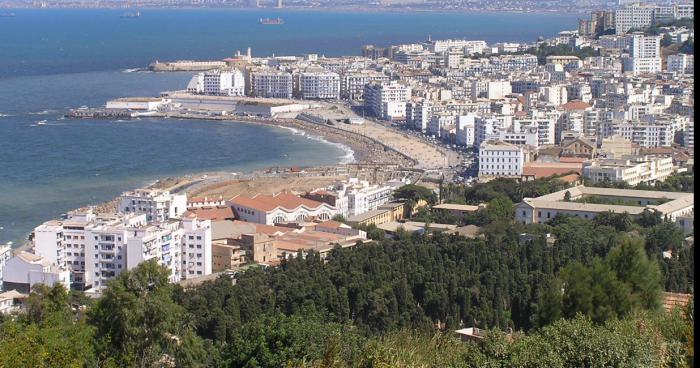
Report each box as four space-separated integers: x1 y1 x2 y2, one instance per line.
393 184 437 205
483 195 514 223
606 238 662 311
89 260 207 367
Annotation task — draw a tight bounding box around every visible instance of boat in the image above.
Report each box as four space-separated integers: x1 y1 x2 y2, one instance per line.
259 17 284 25
36 120 48 125
121 11 141 18
0 13 16 17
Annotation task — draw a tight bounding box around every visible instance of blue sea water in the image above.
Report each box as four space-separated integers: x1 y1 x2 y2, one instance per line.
0 9 578 245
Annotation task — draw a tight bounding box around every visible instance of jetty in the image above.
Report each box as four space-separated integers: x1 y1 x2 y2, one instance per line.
65 108 138 119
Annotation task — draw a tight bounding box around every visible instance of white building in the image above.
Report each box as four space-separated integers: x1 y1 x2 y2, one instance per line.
478 140 526 178
456 114 476 147
231 193 337 225
623 34 662 75
613 121 675 147
186 69 246 96
298 71 341 99
406 99 433 131
583 155 675 186
540 85 568 105
181 216 212 279
430 39 486 54
0 244 11 291
341 71 390 100
667 54 694 75
615 3 656 35
118 188 188 223
2 252 70 293
364 81 412 120
428 113 456 139
684 122 693 150
252 71 294 99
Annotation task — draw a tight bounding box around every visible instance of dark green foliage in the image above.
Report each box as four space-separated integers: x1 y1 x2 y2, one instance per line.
393 184 437 205
538 238 661 325
88 259 207 367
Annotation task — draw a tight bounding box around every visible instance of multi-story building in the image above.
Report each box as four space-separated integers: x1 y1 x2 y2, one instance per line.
406 99 433 131
0 244 11 291
478 140 526 178
615 3 656 35
186 69 245 96
364 81 412 120
180 216 213 280
341 71 389 100
613 121 675 147
684 122 694 150
456 114 476 147
430 39 486 54
118 188 187 223
297 71 340 99
583 155 675 186
251 71 294 99
623 34 662 75
667 54 694 75
428 113 456 139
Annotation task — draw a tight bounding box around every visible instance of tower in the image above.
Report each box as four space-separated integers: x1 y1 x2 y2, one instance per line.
277 0 282 8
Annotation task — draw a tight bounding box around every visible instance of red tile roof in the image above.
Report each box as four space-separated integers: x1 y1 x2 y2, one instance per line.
559 156 590 163
522 162 583 179
560 100 592 111
183 206 235 221
231 193 328 212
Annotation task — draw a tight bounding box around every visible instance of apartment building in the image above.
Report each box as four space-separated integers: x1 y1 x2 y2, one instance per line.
341 71 390 100
406 99 433 131
186 69 246 96
583 155 675 186
251 71 294 99
615 3 656 34
667 54 694 75
364 81 412 120
0 244 11 291
612 121 675 147
118 188 187 223
2 252 70 294
297 71 340 99
478 140 526 178
623 34 662 75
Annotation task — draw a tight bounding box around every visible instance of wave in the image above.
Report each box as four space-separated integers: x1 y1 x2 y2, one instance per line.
0 113 12 117
303 133 356 164
28 109 56 115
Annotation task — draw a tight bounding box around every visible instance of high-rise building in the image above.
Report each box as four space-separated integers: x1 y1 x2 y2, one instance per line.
622 34 661 75
251 71 294 99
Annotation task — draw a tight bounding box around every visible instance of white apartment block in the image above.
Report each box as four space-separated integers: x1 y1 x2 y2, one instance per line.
118 188 187 223
599 35 630 50
341 72 390 100
298 72 340 99
364 81 412 120
667 54 694 75
406 99 432 131
252 71 294 99
430 39 486 54
345 181 395 217
126 221 184 283
0 244 11 290
2 252 70 294
181 217 213 279
583 155 675 186
684 122 694 150
475 115 513 148
186 69 245 97
514 116 557 146
478 140 526 178
613 121 675 147
456 114 476 147
444 48 464 69
623 34 662 75
540 85 568 106
428 113 456 138
615 4 655 34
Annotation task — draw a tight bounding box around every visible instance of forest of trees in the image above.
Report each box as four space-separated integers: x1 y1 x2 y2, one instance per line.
0 176 694 367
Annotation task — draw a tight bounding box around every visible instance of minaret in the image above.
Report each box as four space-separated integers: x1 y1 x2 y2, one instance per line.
247 47 252 59
277 0 282 8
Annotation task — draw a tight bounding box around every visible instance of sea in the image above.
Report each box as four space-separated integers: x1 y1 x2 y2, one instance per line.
0 9 579 245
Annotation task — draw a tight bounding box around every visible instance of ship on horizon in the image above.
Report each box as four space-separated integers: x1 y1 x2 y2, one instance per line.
121 11 141 18
259 17 284 25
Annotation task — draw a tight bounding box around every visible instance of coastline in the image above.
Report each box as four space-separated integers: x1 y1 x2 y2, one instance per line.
10 112 412 252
